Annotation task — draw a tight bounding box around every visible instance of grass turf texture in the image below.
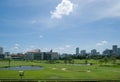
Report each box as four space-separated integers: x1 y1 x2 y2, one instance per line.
0 60 120 80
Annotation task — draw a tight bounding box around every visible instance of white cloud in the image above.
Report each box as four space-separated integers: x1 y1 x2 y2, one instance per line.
30 45 36 49
58 47 65 50
39 35 43 38
14 43 20 47
43 48 49 51
53 44 72 53
14 43 20 50
51 0 74 19
24 45 37 52
14 46 19 50
102 41 108 44
96 40 108 46
11 43 21 52
65 45 71 48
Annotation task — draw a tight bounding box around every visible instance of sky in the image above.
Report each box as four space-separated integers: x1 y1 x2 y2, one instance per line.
0 0 120 54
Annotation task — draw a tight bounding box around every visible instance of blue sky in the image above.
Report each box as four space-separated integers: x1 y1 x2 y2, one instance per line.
0 0 120 54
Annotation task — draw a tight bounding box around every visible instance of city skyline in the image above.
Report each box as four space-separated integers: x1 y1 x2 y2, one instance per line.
1 0 120 54
1 44 120 55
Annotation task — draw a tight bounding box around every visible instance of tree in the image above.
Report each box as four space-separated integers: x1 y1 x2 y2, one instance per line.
99 59 104 65
85 59 88 64
68 56 72 64
64 56 74 64
64 59 67 64
110 54 117 64
48 59 57 64
7 56 12 67
103 56 109 65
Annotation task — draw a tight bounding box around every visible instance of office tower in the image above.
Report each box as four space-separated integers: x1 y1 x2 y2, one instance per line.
0 47 3 54
80 50 86 55
103 49 113 55
76 47 79 55
91 49 97 55
112 45 118 55
117 48 120 56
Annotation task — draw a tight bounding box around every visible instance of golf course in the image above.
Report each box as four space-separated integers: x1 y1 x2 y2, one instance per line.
0 59 120 81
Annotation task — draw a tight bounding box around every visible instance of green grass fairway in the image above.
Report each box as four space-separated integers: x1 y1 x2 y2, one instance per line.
0 60 120 80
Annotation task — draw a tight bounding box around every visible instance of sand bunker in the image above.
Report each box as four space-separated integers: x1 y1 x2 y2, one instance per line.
52 68 56 70
86 69 91 72
61 68 66 71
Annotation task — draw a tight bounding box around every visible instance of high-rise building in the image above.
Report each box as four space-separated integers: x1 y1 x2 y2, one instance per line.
112 45 118 55
91 49 97 55
117 48 120 56
0 47 3 54
80 50 86 55
103 49 113 55
76 47 79 55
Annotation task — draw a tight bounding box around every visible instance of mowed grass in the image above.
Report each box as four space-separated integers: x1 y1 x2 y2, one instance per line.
0 60 120 80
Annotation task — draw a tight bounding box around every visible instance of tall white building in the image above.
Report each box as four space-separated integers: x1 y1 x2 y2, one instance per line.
0 47 3 54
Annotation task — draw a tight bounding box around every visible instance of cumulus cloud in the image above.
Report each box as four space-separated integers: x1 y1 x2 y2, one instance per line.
24 45 37 52
51 0 74 19
43 48 49 51
11 43 21 52
14 43 20 47
39 35 43 38
65 45 71 48
96 41 108 46
14 46 19 50
58 47 65 50
53 44 72 53
30 45 36 49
